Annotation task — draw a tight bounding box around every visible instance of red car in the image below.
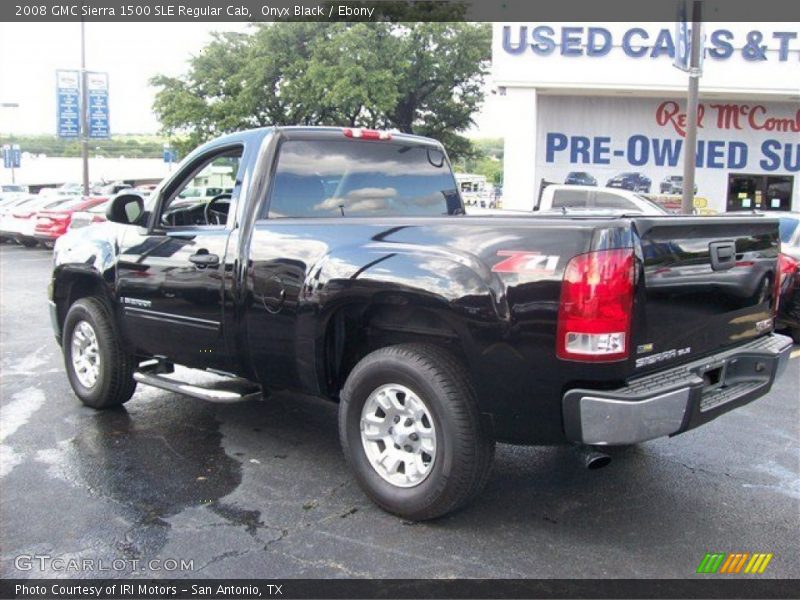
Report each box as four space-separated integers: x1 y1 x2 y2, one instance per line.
34 197 108 247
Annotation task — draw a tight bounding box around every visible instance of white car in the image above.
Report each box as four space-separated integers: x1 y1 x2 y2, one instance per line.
536 184 668 215
0 195 84 247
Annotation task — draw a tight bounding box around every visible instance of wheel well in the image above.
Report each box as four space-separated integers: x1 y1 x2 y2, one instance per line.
322 302 465 398
53 272 109 334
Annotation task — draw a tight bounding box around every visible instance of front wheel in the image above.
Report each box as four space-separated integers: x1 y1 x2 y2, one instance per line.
339 344 494 520
63 297 137 409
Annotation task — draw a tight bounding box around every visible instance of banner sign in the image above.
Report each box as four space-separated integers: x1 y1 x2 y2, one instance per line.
87 71 110 139
535 95 800 209
2 144 21 169
56 69 80 138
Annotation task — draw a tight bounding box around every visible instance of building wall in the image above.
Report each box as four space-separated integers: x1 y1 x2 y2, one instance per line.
492 22 800 211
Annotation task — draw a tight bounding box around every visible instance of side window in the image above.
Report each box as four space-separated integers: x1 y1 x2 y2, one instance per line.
594 192 638 210
551 189 590 208
160 147 242 228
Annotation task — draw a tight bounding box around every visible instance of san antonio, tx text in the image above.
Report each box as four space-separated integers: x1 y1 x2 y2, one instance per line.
15 583 281 597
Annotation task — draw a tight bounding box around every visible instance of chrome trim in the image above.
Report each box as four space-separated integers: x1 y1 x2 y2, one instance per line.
133 371 261 403
578 388 691 445
123 306 219 330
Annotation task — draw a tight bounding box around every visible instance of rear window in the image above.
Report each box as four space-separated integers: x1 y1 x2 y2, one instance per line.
552 189 590 208
265 139 460 218
594 192 638 210
779 217 799 243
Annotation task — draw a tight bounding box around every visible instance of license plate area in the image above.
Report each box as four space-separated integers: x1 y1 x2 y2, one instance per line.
698 362 726 392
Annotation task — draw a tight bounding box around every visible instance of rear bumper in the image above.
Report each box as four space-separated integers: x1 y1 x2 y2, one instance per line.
563 334 793 445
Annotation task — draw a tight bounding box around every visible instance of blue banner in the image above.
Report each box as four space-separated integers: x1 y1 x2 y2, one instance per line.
2 145 21 169
87 71 110 139
56 70 80 139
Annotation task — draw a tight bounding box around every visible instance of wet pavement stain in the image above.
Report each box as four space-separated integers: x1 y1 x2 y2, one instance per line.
56 399 249 555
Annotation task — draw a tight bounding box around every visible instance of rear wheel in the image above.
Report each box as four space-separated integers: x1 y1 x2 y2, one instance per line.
63 297 137 409
19 238 37 248
339 344 494 520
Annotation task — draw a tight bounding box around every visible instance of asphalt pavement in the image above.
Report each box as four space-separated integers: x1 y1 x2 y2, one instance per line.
1 243 798 579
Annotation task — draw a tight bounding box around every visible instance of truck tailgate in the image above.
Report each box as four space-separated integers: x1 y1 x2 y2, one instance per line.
632 217 780 374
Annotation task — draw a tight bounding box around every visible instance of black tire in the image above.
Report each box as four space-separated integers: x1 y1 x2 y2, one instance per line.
339 343 494 520
63 296 137 409
19 238 38 248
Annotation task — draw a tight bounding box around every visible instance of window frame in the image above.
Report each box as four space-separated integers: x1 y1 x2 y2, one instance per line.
150 143 244 233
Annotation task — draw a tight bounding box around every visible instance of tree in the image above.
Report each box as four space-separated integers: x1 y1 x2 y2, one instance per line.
150 22 490 159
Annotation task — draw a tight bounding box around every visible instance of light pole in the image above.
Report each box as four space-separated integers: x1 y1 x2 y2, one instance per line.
80 17 90 197
681 1 703 214
0 102 20 184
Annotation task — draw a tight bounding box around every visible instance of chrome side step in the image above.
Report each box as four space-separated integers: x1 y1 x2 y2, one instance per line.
133 370 262 403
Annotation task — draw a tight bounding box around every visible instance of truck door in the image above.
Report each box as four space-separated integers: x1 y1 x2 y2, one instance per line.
116 145 243 370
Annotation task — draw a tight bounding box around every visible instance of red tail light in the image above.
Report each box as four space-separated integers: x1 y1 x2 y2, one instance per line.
343 128 392 140
557 249 635 362
774 253 799 313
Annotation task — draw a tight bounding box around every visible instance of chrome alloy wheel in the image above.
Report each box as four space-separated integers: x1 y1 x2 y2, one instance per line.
71 320 100 388
360 384 437 488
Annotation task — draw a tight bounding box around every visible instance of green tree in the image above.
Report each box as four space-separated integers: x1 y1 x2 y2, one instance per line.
150 22 490 159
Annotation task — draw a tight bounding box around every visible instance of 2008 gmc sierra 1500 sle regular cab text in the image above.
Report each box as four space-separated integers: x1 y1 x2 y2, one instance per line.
48 127 793 520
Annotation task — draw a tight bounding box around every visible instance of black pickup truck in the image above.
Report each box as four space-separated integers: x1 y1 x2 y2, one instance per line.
49 126 792 519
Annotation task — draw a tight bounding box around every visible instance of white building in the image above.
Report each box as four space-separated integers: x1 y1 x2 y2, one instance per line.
493 23 800 212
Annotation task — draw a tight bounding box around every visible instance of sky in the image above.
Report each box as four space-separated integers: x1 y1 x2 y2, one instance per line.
0 22 505 138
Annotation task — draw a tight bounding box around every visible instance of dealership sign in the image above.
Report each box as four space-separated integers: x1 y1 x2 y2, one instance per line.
501 26 799 61
87 72 110 139
56 70 80 139
535 96 799 204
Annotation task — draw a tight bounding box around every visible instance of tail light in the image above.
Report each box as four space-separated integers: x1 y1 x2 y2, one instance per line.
343 128 392 140
773 253 799 314
557 248 635 362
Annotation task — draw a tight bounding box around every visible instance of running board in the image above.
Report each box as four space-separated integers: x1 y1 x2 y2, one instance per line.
133 370 262 403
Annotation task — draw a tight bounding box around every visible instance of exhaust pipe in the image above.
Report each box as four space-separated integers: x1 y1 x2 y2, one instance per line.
573 444 612 470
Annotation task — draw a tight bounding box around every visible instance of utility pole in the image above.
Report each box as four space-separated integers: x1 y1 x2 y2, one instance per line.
80 17 90 197
681 0 703 214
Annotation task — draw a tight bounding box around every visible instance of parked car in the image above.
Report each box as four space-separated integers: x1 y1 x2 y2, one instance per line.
659 175 697 195
564 171 597 186
0 194 38 243
50 126 791 520
607 172 651 192
536 184 667 215
774 212 800 342
96 181 133 196
0 184 30 203
1 195 84 247
35 197 108 247
68 199 112 231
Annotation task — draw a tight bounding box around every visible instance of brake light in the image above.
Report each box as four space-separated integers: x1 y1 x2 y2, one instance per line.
774 253 799 313
343 128 392 140
557 248 635 362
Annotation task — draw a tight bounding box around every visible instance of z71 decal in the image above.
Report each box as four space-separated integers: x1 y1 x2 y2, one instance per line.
491 251 560 275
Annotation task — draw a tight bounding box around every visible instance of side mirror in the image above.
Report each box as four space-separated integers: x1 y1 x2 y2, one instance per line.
106 193 144 225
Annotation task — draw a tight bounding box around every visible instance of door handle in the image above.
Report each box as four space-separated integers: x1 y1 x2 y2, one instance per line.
189 251 220 268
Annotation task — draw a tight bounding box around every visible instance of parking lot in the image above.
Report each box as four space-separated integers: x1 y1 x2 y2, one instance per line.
1 243 798 579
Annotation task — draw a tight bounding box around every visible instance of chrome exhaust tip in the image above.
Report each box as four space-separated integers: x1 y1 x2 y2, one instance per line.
573 444 612 470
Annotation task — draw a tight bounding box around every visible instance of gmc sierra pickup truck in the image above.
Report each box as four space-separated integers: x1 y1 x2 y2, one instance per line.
49 126 793 520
